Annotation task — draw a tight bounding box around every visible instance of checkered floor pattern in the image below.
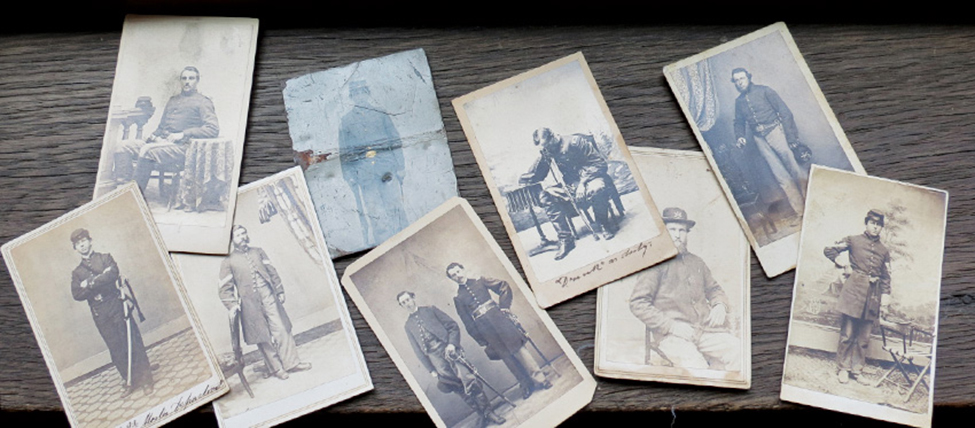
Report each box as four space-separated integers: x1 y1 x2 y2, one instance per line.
64 328 212 428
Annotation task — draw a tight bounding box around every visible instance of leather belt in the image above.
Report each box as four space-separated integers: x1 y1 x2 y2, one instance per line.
472 301 498 319
753 119 781 137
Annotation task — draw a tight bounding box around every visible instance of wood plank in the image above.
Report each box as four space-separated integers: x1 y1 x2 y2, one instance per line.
2 23 974 422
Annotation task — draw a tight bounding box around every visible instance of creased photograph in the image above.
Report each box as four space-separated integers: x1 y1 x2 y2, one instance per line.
453 52 676 307
173 167 372 428
663 22 866 277
596 148 750 389
342 197 596 428
1 185 226 428
283 48 459 258
94 15 259 254
781 166 947 428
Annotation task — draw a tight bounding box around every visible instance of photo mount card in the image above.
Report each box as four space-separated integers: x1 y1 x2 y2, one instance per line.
2 184 228 428
93 15 259 255
453 52 676 308
780 165 947 428
663 22 866 277
172 167 372 428
283 48 459 258
595 147 751 389
341 197 596 428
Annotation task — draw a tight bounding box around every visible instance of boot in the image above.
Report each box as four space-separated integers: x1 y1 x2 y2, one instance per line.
474 390 506 426
133 157 155 193
554 237 575 261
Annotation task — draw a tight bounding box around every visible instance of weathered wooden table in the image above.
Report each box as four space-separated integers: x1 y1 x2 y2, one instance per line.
2 9 974 427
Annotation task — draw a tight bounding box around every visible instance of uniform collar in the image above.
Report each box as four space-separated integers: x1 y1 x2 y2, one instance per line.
862 231 881 242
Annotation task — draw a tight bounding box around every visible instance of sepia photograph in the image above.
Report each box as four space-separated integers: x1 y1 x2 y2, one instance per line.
1 185 226 428
94 15 259 254
342 197 596 428
663 22 866 277
781 166 947 428
596 148 750 389
283 48 459 258
453 52 676 308
173 168 372 428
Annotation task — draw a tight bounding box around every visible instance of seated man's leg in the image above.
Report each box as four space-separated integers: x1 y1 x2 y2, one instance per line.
133 142 187 192
656 334 709 369
579 176 613 239
539 186 575 259
114 139 145 182
696 331 741 371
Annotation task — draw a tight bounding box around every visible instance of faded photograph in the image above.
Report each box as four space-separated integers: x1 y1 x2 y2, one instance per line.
1 186 225 428
174 168 371 428
596 148 750 389
453 52 675 308
664 22 865 277
94 15 259 254
781 166 947 428
342 198 596 428
284 48 459 258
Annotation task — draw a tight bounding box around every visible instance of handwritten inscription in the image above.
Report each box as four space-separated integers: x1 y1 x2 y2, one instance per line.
125 382 219 428
555 241 651 288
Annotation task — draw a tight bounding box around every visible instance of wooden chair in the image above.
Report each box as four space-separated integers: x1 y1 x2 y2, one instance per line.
219 308 255 399
874 318 933 403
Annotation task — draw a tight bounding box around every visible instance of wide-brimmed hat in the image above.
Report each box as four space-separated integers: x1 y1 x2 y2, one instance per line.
865 209 885 226
70 228 91 244
661 207 695 228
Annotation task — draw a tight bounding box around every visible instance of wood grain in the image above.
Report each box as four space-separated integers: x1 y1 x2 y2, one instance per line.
2 23 974 425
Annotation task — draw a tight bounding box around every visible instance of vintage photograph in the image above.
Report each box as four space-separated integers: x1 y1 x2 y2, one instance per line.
596 148 750 389
94 15 259 254
283 48 459 258
453 52 676 307
663 22 866 277
172 168 372 428
781 166 947 428
1 185 226 428
342 198 596 428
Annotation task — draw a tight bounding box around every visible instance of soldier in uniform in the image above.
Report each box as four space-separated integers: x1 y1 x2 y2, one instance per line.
70 229 154 396
114 66 220 191
446 262 552 400
519 127 616 261
398 291 505 427
824 209 892 385
628 208 740 370
219 225 311 380
731 67 810 218
338 80 408 247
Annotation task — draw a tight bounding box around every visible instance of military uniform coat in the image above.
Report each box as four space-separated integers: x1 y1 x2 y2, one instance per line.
152 90 219 141
219 246 292 345
629 252 731 336
825 233 891 321
454 277 527 360
404 305 462 375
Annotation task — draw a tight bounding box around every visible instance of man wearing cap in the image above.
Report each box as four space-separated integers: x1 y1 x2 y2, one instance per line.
446 262 552 399
115 66 220 194
338 79 408 247
824 209 892 385
398 291 506 427
219 225 311 381
731 67 810 217
70 228 154 396
629 207 740 370
519 127 617 261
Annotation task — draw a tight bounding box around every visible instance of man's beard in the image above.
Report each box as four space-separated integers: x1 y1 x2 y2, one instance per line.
676 242 688 254
233 238 250 251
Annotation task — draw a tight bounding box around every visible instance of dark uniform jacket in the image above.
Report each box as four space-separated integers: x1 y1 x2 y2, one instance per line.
454 277 526 360
404 305 462 374
733 84 799 145
523 133 608 188
152 90 219 141
825 233 891 320
338 104 405 186
219 246 292 344
72 252 123 321
629 252 731 336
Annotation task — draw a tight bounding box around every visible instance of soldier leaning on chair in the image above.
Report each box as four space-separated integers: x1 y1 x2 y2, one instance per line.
70 228 154 397
824 209 892 385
